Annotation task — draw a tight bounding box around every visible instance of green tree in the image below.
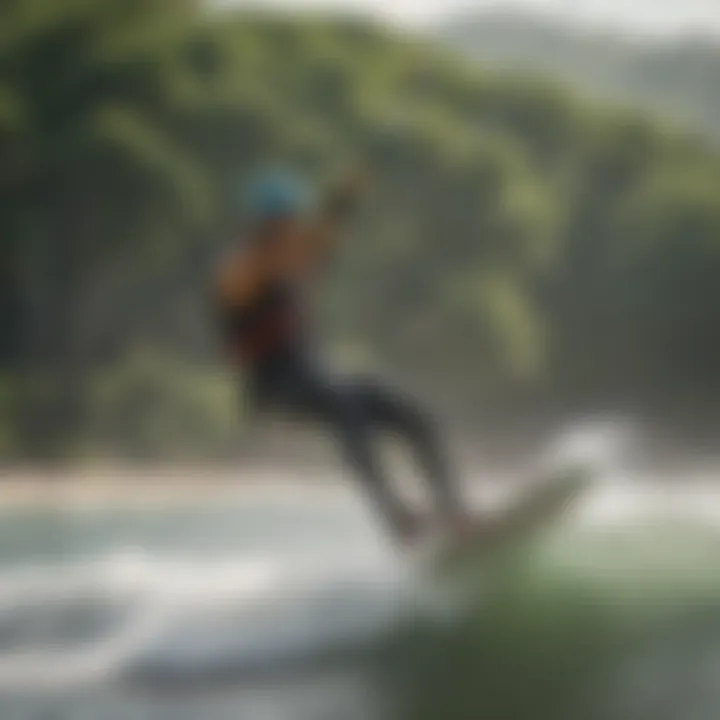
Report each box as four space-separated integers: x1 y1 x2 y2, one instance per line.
0 0 220 454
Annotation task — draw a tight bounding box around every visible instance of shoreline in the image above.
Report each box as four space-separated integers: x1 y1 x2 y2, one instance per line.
0 465 719 522
0 464 350 509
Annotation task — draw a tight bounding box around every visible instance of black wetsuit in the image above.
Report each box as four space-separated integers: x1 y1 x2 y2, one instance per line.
219 281 462 535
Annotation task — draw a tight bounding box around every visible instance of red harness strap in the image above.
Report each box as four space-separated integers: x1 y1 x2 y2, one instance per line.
228 310 299 365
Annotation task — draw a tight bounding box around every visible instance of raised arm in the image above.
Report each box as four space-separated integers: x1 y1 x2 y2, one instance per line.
302 168 368 272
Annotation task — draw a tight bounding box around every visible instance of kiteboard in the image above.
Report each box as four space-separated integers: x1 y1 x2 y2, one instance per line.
425 465 592 576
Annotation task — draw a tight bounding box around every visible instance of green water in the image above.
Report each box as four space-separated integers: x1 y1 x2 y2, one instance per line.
390 523 720 720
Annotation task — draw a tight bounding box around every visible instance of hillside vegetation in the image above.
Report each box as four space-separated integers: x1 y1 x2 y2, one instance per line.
2 1 720 458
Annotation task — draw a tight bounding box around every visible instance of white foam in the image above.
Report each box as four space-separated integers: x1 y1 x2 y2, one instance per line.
0 548 416 691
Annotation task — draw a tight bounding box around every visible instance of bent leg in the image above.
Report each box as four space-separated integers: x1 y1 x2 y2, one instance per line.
263 360 415 537
348 377 464 522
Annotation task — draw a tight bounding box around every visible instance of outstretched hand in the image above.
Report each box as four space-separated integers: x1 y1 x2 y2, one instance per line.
321 165 371 223
333 165 371 200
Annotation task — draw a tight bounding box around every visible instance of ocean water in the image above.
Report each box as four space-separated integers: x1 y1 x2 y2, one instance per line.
0 482 417 720
0 474 718 720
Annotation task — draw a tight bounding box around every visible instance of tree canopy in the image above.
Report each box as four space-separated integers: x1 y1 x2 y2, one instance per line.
2 1 720 458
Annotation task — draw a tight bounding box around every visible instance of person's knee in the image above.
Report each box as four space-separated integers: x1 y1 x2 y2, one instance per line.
364 379 438 443
405 403 438 444
317 380 368 435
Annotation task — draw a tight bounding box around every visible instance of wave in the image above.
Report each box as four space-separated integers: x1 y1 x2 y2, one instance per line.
0 547 429 691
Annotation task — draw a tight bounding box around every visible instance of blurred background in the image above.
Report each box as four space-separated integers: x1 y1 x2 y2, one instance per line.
1 1 720 718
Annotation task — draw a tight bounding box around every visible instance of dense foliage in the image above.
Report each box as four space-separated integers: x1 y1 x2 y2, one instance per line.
2 0 720 458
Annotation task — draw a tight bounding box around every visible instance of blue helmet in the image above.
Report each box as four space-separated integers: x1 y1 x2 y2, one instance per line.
242 170 313 222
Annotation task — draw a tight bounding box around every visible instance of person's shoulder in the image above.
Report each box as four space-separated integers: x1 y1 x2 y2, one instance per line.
215 243 259 305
